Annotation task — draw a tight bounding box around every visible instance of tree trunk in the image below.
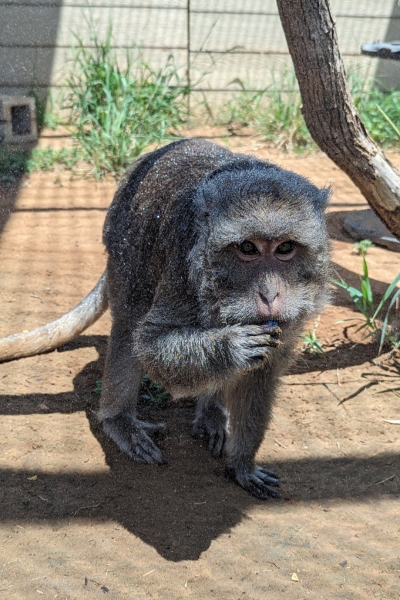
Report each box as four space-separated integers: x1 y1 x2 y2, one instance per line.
276 0 400 238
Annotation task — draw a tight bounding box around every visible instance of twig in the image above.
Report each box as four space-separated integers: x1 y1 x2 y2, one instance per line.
274 439 287 448
72 503 101 517
338 380 379 405
375 475 395 485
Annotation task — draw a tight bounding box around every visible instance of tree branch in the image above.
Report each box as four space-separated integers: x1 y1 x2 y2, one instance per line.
276 0 400 238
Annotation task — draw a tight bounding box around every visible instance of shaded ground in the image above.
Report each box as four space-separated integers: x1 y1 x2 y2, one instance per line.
0 132 399 599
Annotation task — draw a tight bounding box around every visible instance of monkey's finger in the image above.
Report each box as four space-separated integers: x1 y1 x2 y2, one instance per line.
246 347 270 359
242 325 275 336
243 324 281 336
254 466 280 487
261 324 282 336
246 334 281 348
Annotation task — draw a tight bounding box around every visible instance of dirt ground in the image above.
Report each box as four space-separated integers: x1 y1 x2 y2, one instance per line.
0 131 399 599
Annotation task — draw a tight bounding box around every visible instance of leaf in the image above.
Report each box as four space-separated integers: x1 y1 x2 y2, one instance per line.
373 273 400 320
28 475 38 481
378 285 400 354
376 104 400 139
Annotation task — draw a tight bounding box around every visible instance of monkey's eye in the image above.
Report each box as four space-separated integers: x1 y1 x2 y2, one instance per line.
238 240 259 256
274 240 296 260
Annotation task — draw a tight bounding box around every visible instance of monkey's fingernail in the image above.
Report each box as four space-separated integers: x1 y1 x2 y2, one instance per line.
262 323 282 335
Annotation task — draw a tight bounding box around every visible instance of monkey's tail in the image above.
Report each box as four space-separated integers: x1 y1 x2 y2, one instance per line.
0 271 108 363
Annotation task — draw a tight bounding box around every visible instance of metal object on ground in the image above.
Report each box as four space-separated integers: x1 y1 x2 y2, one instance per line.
361 42 400 61
343 208 400 252
0 96 38 144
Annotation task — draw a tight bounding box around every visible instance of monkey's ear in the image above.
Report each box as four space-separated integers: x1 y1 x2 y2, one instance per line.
315 186 332 211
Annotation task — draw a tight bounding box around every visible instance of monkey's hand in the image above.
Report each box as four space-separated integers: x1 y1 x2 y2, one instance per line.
135 321 281 395
227 324 281 369
226 464 281 500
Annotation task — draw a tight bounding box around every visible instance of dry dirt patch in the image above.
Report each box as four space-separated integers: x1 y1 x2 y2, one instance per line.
0 133 399 599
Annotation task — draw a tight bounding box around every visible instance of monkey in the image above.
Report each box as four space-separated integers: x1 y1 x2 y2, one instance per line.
0 138 331 499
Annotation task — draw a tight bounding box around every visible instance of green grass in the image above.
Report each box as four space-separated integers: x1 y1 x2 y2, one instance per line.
332 241 400 354
216 71 314 151
63 25 190 177
0 147 82 186
349 74 400 148
217 70 400 152
301 321 324 355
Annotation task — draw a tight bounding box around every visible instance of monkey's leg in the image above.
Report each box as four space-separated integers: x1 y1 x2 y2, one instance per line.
192 394 228 457
224 370 280 500
98 322 166 464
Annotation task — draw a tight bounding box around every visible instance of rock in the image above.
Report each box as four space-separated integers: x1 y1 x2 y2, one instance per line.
342 209 400 252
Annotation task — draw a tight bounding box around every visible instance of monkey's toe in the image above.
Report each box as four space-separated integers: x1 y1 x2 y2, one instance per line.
254 466 280 486
227 465 281 500
131 428 167 464
103 414 166 464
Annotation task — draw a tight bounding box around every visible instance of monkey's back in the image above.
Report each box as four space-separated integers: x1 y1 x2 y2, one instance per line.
103 139 247 312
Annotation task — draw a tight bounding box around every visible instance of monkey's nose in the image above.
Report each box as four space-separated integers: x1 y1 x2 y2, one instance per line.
257 291 283 318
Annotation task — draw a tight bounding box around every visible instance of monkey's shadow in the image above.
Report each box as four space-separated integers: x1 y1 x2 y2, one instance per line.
1 335 399 562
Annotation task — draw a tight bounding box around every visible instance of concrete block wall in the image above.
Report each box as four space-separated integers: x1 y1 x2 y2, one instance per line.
1 0 399 115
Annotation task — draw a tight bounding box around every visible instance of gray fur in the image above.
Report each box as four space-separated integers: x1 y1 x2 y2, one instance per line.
98 138 331 500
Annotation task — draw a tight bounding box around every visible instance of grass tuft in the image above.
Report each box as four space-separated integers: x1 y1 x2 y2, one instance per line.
63 25 190 177
332 241 400 354
218 69 400 152
0 147 82 186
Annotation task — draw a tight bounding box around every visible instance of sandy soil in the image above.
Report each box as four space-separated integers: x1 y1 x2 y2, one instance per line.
0 131 399 599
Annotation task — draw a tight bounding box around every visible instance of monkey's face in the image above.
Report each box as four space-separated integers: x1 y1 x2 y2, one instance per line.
189 165 331 332
204 227 330 331
232 236 302 319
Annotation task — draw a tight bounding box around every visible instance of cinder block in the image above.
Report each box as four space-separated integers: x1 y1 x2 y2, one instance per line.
0 95 38 144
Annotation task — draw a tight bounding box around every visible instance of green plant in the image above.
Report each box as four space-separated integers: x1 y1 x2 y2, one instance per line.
27 90 59 131
256 71 313 151
0 147 30 186
0 147 83 186
217 83 265 128
94 375 171 403
348 73 400 148
140 374 171 404
301 320 324 354
217 69 314 151
332 242 400 353
216 70 400 152
63 24 190 177
353 239 374 255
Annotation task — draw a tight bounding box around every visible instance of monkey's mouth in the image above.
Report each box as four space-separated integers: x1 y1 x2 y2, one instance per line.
263 319 281 328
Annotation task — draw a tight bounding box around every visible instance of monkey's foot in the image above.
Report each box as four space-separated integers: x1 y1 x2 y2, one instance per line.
103 413 167 464
227 465 280 500
191 402 228 457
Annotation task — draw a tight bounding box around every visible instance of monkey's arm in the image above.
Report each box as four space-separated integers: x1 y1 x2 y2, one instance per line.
134 303 279 396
